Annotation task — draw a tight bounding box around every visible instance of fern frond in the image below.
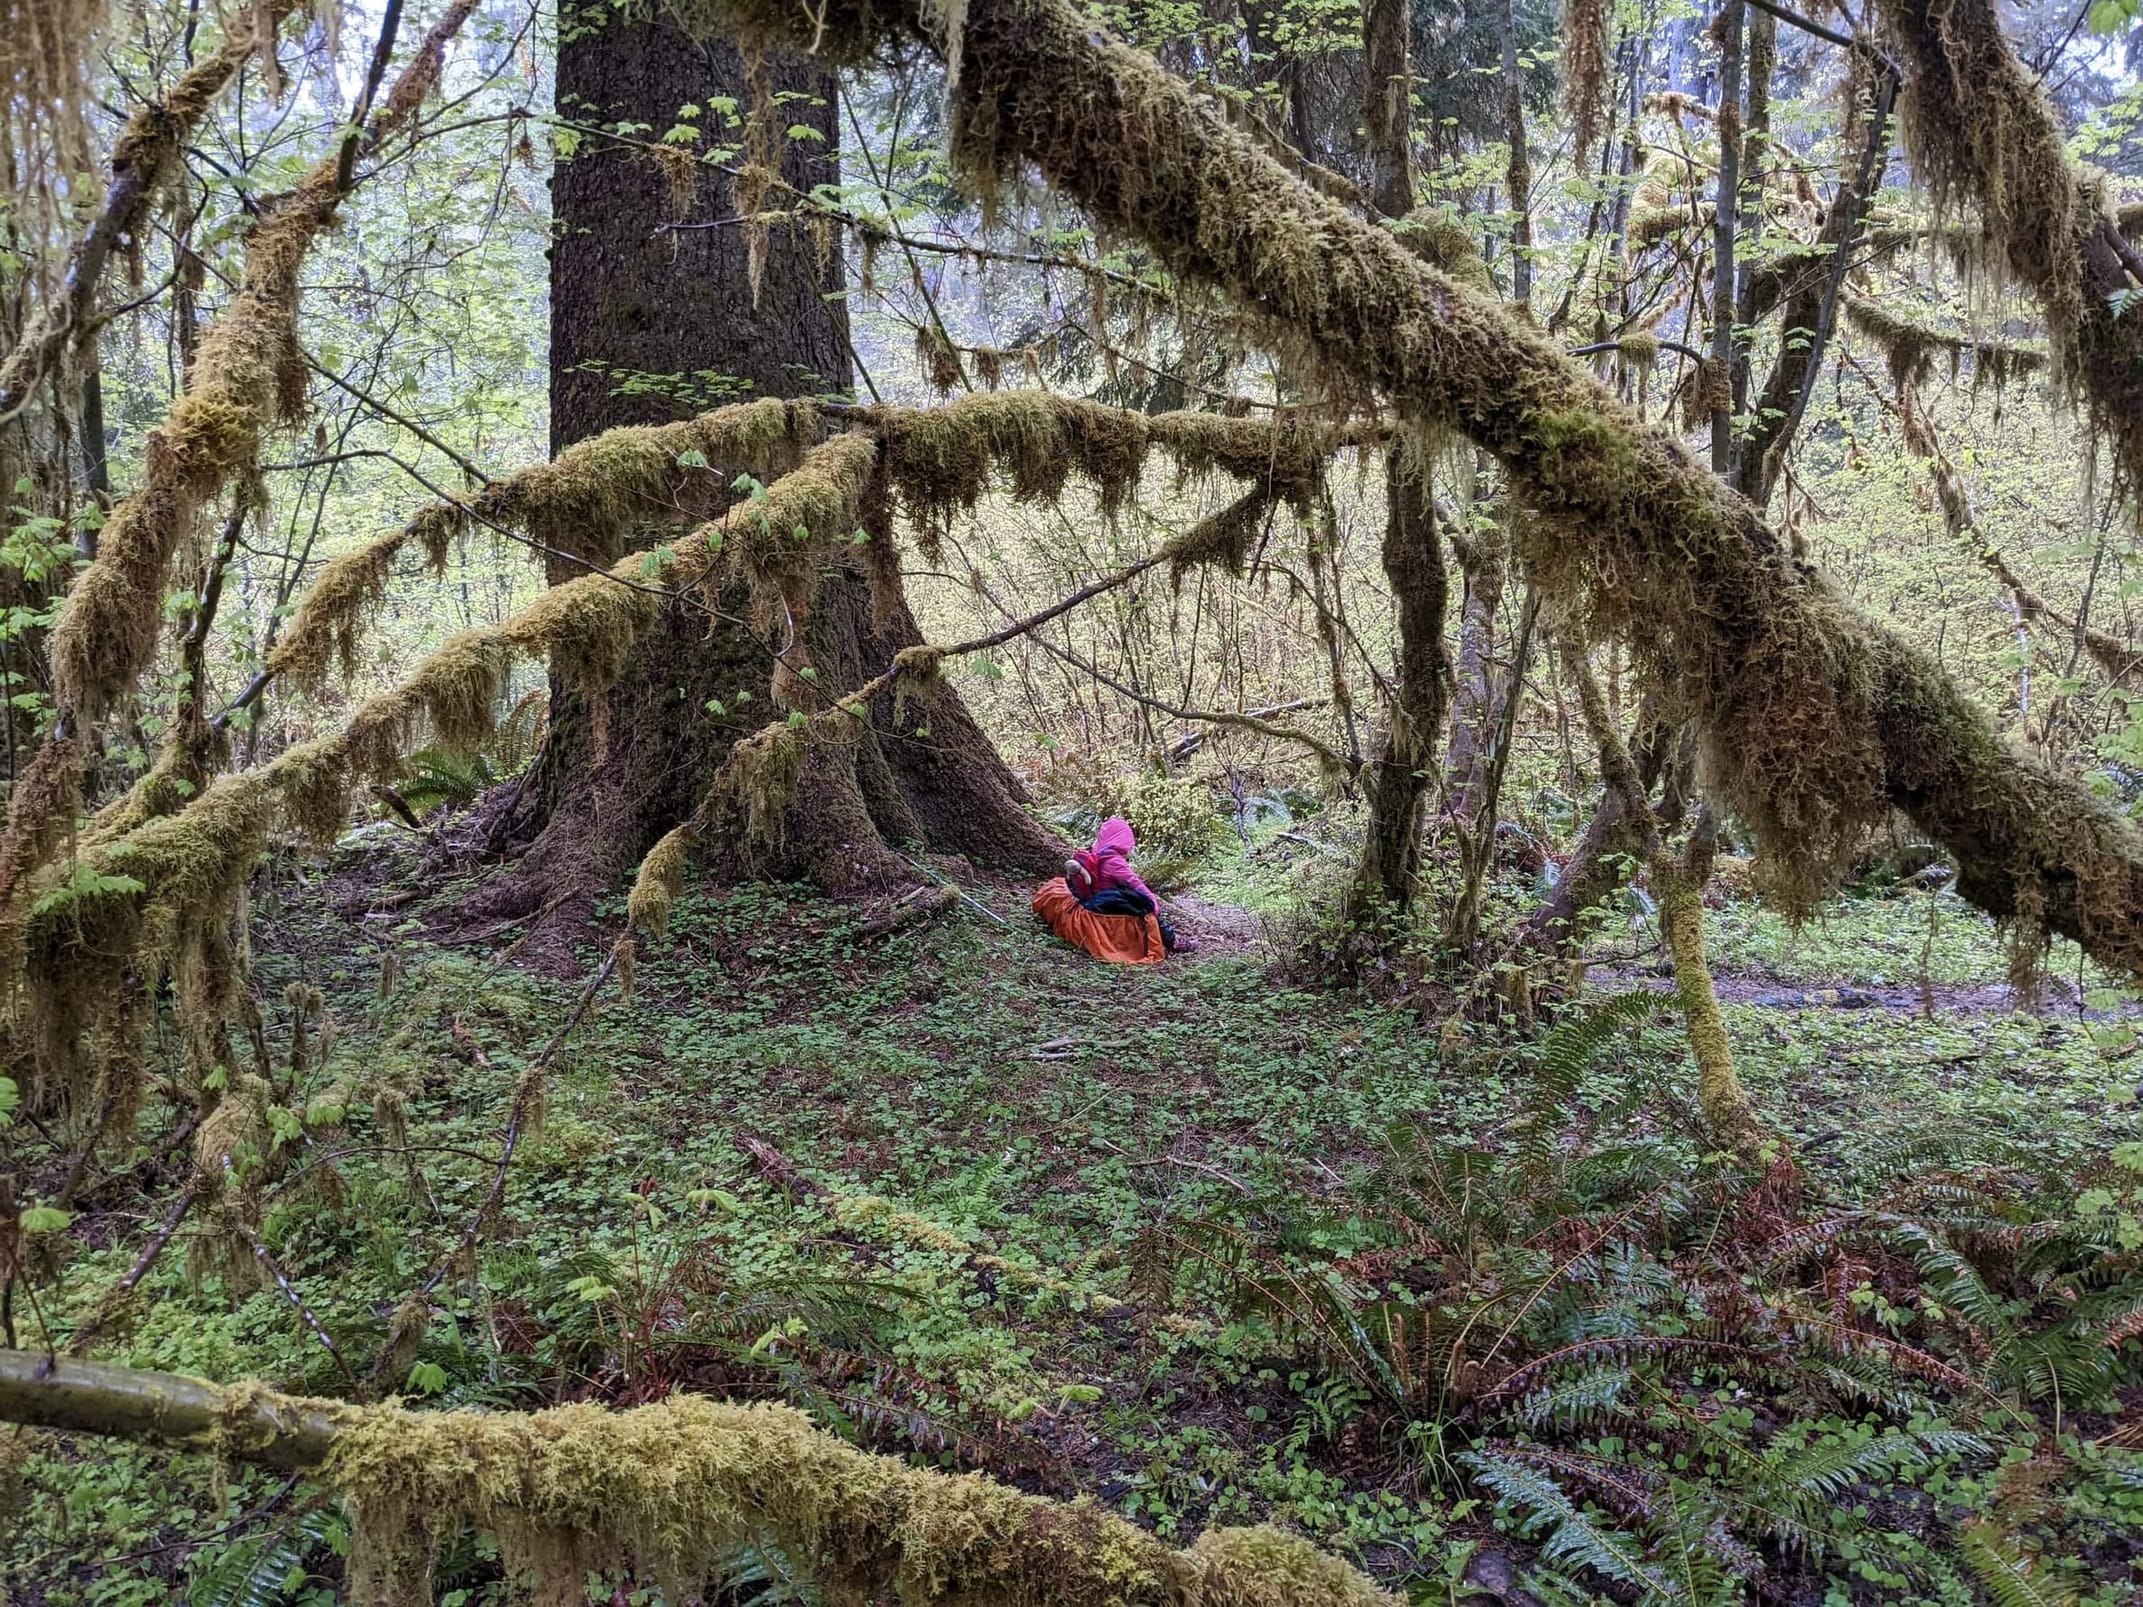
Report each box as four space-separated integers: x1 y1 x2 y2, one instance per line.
1958 1521 2081 1607
1462 1445 1683 1601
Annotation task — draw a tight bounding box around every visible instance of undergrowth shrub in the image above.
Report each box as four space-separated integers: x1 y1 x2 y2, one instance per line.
1132 999 2143 1602
1039 761 1229 888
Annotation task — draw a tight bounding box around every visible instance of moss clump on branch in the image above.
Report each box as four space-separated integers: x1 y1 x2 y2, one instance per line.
491 397 809 558
1386 207 1493 293
625 824 693 939
1162 488 1272 582
269 528 434 691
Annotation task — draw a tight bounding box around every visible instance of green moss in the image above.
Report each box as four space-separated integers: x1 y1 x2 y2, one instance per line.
320 1391 1394 1607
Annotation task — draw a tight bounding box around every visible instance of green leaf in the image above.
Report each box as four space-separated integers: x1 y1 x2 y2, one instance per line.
407 1361 449 1396
2086 0 2137 34
675 449 709 469
30 863 147 919
20 1205 71 1234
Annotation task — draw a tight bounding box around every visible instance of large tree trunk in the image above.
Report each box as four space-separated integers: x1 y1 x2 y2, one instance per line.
488 5 1058 919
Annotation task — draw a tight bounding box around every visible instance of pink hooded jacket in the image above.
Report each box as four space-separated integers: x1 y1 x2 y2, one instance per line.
1086 817 1159 908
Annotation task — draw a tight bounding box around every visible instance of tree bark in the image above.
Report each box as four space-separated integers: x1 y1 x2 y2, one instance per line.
1359 0 1413 220
492 6 1060 918
706 0 2143 978
1350 449 1448 912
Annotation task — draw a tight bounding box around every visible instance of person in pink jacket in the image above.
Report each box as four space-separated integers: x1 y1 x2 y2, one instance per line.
1066 817 1198 952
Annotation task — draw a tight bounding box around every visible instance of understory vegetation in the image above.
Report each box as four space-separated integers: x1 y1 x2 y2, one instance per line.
10 840 2143 1603
4 0 2143 1598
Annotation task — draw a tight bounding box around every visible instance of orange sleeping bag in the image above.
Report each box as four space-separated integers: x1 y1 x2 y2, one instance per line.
1031 877 1166 965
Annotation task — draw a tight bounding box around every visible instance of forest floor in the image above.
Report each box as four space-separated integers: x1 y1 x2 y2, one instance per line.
10 820 2143 1605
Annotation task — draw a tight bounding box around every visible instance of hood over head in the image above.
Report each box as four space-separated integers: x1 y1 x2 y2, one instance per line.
1095 816 1136 857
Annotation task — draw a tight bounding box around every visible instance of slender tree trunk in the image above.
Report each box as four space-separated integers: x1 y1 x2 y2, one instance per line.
1442 502 1508 823
1350 446 1448 913
1708 0 1744 478
1570 651 1763 1155
1730 5 1772 422
1736 62 1894 505
1515 694 1675 957
1497 0 1534 310
1360 0 1413 219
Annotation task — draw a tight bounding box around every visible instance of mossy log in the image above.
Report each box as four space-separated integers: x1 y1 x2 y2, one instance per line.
0 1349 1396 1607
693 0 2143 976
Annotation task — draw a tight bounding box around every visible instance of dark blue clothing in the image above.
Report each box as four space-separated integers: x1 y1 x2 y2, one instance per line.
1076 886 1179 951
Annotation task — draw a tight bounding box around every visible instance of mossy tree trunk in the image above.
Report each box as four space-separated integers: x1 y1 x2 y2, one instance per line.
1349 449 1448 915
1654 805 1762 1155
1359 0 1413 220
486 6 1059 919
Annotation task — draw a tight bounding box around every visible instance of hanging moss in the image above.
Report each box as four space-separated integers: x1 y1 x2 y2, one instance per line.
1881 0 2143 496
1560 0 1610 168
915 322 970 393
490 397 808 559
865 393 1364 547
1841 295 2046 391
672 0 2143 972
270 530 419 691
625 824 693 939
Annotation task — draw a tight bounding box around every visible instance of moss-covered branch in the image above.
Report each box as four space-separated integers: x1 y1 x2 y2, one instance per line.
691 0 2143 974
14 434 881 1091
1 0 481 928
0 0 303 424
1879 0 2143 494
47 0 479 727
0 1349 1394 1607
